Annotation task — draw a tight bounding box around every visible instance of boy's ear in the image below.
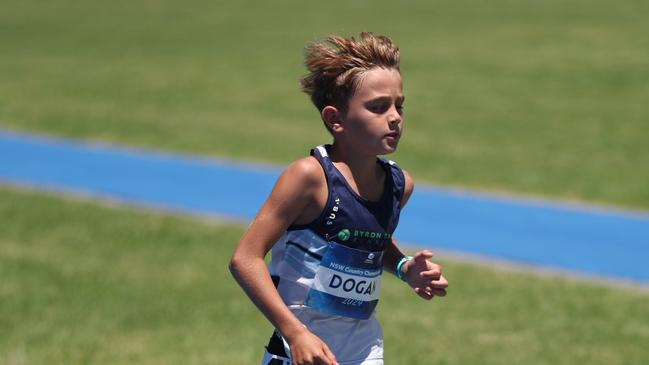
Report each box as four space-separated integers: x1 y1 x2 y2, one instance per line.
321 106 343 133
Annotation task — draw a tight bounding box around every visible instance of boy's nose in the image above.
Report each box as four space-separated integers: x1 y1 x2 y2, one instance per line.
388 105 402 124
388 113 401 127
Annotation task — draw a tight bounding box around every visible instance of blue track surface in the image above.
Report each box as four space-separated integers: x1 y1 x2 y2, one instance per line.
2 130 648 283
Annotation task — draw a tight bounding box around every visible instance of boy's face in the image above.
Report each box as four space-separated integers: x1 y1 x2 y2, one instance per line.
339 67 404 156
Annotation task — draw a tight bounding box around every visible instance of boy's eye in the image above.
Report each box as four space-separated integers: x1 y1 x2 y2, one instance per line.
367 103 388 113
365 99 405 114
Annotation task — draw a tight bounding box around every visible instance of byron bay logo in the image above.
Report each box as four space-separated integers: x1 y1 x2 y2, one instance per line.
337 228 351 241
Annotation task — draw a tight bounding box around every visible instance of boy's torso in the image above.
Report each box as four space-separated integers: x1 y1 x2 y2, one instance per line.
264 145 405 362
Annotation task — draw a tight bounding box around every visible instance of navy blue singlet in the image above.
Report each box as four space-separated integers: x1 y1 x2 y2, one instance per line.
263 145 406 364
268 144 405 319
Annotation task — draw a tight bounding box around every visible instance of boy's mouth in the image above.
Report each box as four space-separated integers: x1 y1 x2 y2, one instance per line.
385 132 400 140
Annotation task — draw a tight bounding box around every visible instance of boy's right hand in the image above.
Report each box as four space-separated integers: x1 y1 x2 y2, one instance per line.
287 329 338 365
404 250 448 300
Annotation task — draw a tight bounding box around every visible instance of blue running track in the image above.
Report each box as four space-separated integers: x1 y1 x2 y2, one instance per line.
1 130 648 283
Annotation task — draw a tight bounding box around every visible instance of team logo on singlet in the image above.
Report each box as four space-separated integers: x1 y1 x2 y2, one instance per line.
365 252 375 264
337 229 351 241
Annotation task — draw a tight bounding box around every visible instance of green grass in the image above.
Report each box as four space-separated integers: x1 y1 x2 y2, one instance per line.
2 2 648 363
1 186 648 365
1 0 649 209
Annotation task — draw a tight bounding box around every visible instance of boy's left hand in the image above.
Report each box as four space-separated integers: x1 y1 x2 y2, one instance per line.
403 250 448 300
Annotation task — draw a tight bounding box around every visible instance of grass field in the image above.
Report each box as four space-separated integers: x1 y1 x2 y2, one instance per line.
1 0 648 209
2 0 649 364
1 186 648 365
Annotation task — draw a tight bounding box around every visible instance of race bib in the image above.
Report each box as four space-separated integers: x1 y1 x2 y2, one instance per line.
305 242 383 319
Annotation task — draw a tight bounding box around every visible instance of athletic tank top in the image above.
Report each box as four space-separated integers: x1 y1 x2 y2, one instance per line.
268 144 405 319
264 145 406 364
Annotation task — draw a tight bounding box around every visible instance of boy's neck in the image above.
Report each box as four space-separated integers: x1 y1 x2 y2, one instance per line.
328 141 380 176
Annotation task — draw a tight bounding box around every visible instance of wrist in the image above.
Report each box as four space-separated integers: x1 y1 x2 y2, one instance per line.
395 255 413 281
281 323 309 344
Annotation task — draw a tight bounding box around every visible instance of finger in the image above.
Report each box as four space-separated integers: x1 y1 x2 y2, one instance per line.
429 281 448 289
321 343 338 365
419 268 442 279
431 288 447 297
412 252 433 274
430 275 449 288
315 356 331 365
413 250 434 263
415 286 433 300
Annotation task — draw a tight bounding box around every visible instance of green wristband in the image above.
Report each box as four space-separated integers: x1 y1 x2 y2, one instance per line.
395 256 413 281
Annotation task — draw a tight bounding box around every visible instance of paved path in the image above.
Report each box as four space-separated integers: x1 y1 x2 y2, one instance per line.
2 130 648 283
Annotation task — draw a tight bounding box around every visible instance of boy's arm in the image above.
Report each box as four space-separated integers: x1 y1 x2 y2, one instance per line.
383 169 415 275
229 158 338 365
383 170 449 300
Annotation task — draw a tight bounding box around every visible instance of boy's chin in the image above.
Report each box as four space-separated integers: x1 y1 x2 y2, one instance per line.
378 144 399 155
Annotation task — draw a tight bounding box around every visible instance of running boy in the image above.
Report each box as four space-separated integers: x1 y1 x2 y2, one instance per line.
229 32 449 365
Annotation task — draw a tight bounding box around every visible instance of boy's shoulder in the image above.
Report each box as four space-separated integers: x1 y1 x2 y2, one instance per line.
282 156 326 189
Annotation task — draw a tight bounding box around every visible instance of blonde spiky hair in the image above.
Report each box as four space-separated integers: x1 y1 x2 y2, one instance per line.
300 32 401 119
